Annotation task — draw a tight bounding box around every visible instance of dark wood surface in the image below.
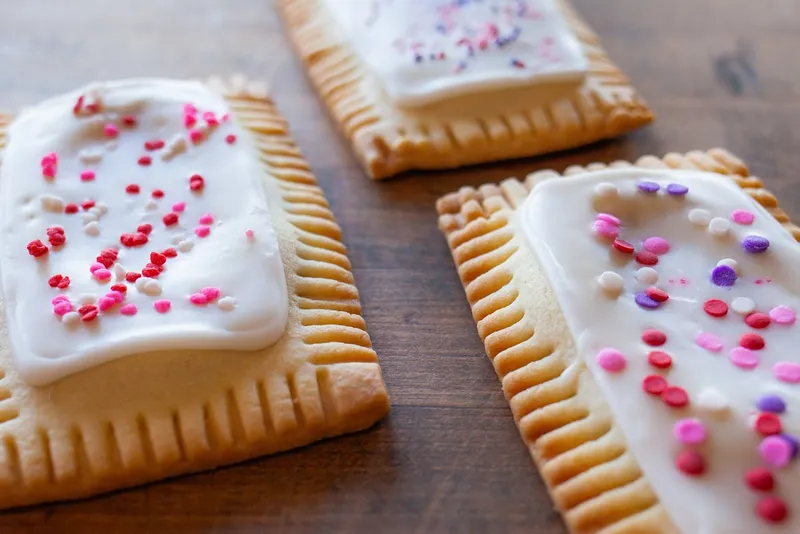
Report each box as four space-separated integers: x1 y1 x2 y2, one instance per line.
1 1 799 532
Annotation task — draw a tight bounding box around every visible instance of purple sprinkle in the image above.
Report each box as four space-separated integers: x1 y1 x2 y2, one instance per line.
742 235 770 254
781 434 799 459
666 183 689 196
757 394 786 414
711 265 737 287
635 292 661 309
637 181 660 193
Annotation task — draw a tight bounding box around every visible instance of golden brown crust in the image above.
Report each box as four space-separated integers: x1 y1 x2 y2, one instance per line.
436 149 798 534
278 0 654 179
0 77 389 509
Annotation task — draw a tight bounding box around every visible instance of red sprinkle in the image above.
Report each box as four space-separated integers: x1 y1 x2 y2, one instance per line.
642 374 668 395
133 232 149 246
642 329 667 346
755 413 783 436
122 115 137 127
635 250 659 266
125 272 142 283
110 283 127 293
648 350 672 369
662 386 689 408
73 95 85 115
142 266 160 278
46 227 66 247
137 223 153 235
756 496 788 523
27 240 49 258
745 468 775 492
81 309 99 322
144 139 165 151
675 450 705 476
150 252 167 266
152 189 164 199
81 199 96 211
611 238 634 254
646 287 669 302
162 247 177 258
189 174 205 192
126 184 140 194
145 262 163 273
64 203 79 214
740 333 765 350
703 299 729 318
225 134 237 144
746 313 771 329
162 212 179 226
48 274 63 287
57 276 70 289
138 155 152 166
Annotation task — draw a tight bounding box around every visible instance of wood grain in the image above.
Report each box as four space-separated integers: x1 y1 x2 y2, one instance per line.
0 0 799 532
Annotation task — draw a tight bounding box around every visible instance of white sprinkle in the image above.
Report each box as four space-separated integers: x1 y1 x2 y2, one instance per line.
78 148 103 165
22 207 36 220
145 199 158 211
113 263 126 280
135 277 148 291
731 297 756 315
593 182 618 199
598 271 624 296
708 217 731 236
61 311 80 326
81 212 98 224
161 135 188 161
78 293 96 305
217 296 237 311
635 267 658 285
688 208 711 226
105 140 118 151
95 201 108 215
88 206 103 217
696 388 729 418
40 194 65 212
716 258 739 274
171 233 187 245
84 221 101 236
143 279 162 296
178 239 194 253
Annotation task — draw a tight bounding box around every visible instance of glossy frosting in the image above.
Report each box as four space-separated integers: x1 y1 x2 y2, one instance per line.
0 79 288 386
322 0 587 107
521 168 800 533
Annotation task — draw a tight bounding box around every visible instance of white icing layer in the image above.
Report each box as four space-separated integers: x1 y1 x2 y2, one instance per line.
0 79 288 386
521 169 800 533
322 0 587 107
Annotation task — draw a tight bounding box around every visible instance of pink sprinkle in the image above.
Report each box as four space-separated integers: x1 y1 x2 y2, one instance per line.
245 229 254 239
51 295 70 305
184 114 197 128
202 111 219 126
732 209 755 225
172 201 187 213
198 213 214 225
80 169 96 182
93 268 112 281
201 287 221 301
592 220 619 240
773 362 800 383
103 123 119 138
189 129 203 143
673 418 706 445
41 152 58 166
189 293 208 305
53 301 72 315
89 262 105 274
596 213 620 226
221 113 230 122
769 306 796 325
225 134 237 144
643 237 670 255
595 348 626 372
730 347 759 369
183 103 198 115
153 299 172 313
105 291 125 303
97 296 116 311
194 226 211 238
759 436 793 468
42 163 57 179
696 332 724 353
120 304 138 316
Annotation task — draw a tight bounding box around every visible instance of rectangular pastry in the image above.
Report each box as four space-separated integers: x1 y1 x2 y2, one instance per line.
437 149 800 533
0 77 389 509
278 0 653 179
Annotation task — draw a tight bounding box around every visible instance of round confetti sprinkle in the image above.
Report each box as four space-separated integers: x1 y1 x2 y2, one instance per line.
662 386 689 408
594 182 618 198
746 313 770 329
635 250 658 266
595 349 627 372
716 258 739 273
675 450 705 476
598 271 624 294
757 394 786 414
759 436 793 468
769 306 796 325
593 220 619 240
612 238 634 254
703 299 728 317
666 183 689 196
688 208 711 227
711 265 737 287
673 418 706 445
596 213 620 226
732 209 755 225
745 468 775 492
642 374 668 395
153 300 172 314
742 235 770 253
695 332 724 353
708 217 731 236
642 329 667 346
643 237 670 255
648 351 672 369
637 181 660 193
756 496 788 524
635 267 658 285
755 413 783 436
740 333 765 351
732 297 756 315
773 362 800 383
635 292 661 310
730 347 759 369
697 388 728 414
646 287 669 302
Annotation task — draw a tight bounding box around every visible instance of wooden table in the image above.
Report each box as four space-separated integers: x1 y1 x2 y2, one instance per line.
1 1 799 532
